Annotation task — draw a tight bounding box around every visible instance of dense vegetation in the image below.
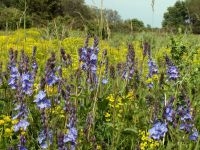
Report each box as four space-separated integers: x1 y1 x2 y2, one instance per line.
0 0 199 150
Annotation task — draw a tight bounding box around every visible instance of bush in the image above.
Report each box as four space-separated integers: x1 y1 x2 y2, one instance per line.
0 7 31 30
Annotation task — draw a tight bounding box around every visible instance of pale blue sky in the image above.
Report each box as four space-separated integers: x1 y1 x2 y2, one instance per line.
85 0 178 28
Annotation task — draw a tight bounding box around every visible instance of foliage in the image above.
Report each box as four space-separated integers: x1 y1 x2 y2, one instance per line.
0 28 199 149
162 1 189 32
0 7 32 30
186 0 200 34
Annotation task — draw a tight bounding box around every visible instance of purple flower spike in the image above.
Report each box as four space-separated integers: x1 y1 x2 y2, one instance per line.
163 105 175 123
165 56 179 80
18 146 27 150
189 130 198 141
46 72 59 86
167 66 179 80
8 66 19 89
38 130 53 149
148 59 158 77
22 73 34 95
14 120 29 132
180 123 193 132
149 121 168 140
64 127 77 144
34 90 51 109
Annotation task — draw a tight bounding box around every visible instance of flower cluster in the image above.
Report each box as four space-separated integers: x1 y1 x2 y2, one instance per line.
34 90 51 109
146 58 159 88
8 49 19 89
105 94 123 122
149 121 168 140
165 55 179 80
0 115 16 138
163 97 175 123
78 36 99 85
177 97 198 140
64 105 78 150
45 52 59 86
122 44 135 80
139 130 160 150
162 96 199 141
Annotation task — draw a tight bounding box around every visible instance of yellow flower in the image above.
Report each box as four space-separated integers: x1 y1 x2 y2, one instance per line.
12 119 18 125
60 114 65 118
21 131 26 135
3 116 11 123
152 74 159 81
146 78 152 84
107 94 115 102
5 128 13 137
105 118 111 122
105 112 111 118
117 114 122 118
126 90 135 99
97 145 102 150
0 119 5 125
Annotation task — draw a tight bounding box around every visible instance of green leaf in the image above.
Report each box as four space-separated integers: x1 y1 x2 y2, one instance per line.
122 128 138 134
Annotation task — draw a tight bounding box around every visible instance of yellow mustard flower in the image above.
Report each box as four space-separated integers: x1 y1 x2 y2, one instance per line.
12 119 18 125
146 78 152 84
3 116 11 123
106 94 115 103
97 145 102 150
152 74 159 81
105 112 111 118
5 128 13 137
0 119 5 125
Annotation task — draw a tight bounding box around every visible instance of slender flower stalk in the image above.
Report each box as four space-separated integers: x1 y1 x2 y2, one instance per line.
78 36 99 85
45 52 59 86
34 78 52 149
122 44 135 80
165 55 179 80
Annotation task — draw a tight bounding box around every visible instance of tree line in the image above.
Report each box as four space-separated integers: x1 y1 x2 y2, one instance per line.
0 0 199 34
162 0 200 34
0 0 146 38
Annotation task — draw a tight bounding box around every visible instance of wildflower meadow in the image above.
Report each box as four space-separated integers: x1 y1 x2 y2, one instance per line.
0 28 200 150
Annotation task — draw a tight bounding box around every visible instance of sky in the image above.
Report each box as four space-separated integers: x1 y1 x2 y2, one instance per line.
85 0 178 28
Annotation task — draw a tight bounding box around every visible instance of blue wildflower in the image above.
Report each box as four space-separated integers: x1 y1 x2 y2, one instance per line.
38 130 53 149
64 127 77 144
32 62 38 70
180 123 193 132
189 130 199 141
148 59 158 77
165 56 179 80
46 72 59 86
164 105 175 122
102 78 108 84
149 121 168 140
122 44 135 80
34 90 51 109
12 104 28 120
18 146 27 150
21 73 34 95
177 106 192 121
8 66 19 89
167 66 179 80
14 119 29 132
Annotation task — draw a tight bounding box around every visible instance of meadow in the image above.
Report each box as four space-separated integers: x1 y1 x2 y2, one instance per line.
0 28 200 150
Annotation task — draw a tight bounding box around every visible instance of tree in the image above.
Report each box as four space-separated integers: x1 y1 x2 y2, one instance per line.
162 1 189 32
124 18 144 32
186 0 200 34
